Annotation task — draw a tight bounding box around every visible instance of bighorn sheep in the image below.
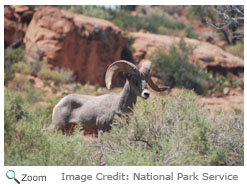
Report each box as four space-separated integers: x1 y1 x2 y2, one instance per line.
49 60 167 134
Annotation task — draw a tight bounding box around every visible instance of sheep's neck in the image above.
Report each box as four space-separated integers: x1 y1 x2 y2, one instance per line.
118 80 137 112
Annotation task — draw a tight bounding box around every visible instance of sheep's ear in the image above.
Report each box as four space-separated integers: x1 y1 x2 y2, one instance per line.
139 61 152 77
105 60 138 89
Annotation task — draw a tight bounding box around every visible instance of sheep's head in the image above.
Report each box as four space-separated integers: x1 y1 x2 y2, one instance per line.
105 60 168 99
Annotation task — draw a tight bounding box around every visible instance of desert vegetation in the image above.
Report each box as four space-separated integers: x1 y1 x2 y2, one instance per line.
4 77 243 165
4 5 244 166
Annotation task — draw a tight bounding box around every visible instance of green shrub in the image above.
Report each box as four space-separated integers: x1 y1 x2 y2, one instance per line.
45 130 91 166
4 90 28 148
130 6 186 32
29 60 48 75
38 68 62 84
187 5 216 24
37 65 75 85
5 115 50 166
226 42 244 58
10 74 31 91
11 62 32 75
4 48 25 85
57 5 113 20
150 37 242 96
72 5 113 20
185 27 198 39
24 86 45 104
89 90 244 166
4 87 243 166
5 118 91 165
4 88 91 166
158 26 177 36
57 5 186 35
151 38 208 94
112 13 186 34
204 71 244 95
4 47 25 65
56 68 75 84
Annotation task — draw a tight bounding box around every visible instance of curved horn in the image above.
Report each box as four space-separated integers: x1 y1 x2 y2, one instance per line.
140 61 169 92
148 77 169 92
105 60 138 89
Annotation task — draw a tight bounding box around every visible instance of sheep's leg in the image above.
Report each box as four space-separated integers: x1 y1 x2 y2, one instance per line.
82 124 98 135
62 123 76 135
48 123 56 132
98 130 104 137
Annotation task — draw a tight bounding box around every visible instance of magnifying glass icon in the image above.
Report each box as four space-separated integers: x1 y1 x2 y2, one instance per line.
6 170 20 184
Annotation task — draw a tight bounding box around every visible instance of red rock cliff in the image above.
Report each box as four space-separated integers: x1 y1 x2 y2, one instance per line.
129 32 243 70
24 6 125 86
4 5 34 47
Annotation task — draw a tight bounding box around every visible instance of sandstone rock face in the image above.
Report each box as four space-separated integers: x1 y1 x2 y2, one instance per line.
24 6 125 86
4 5 34 47
129 32 244 70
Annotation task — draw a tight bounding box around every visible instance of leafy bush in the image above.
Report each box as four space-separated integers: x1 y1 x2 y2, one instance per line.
56 68 75 84
4 48 25 65
10 74 31 91
29 60 48 75
185 27 198 39
4 88 91 166
88 90 243 166
205 71 244 95
5 114 91 165
11 62 32 74
38 68 62 84
226 42 244 58
4 48 25 85
152 39 243 96
4 87 243 166
4 89 29 148
34 62 74 85
25 86 45 104
79 83 107 96
57 5 186 35
187 5 216 24
57 5 113 20
113 12 186 34
151 38 208 94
